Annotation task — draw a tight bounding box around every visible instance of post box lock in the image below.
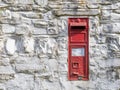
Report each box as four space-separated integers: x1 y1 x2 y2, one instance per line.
72 62 79 68
68 18 89 81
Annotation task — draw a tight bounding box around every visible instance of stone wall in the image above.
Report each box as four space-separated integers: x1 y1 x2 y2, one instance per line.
0 0 120 90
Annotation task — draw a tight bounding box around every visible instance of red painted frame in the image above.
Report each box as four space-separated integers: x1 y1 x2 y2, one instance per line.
68 18 89 80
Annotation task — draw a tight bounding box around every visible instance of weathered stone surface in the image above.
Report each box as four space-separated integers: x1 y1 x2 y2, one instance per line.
0 10 11 19
0 66 15 81
0 0 120 90
32 20 48 28
15 24 32 35
21 12 42 19
34 0 48 7
47 27 58 34
33 28 47 35
23 37 34 53
53 9 100 16
15 64 43 74
111 13 120 20
2 24 15 34
9 5 33 11
0 39 4 53
5 38 16 55
103 23 120 33
2 0 15 4
5 74 34 90
0 58 10 66
86 3 100 9
14 0 34 5
114 9 120 14
101 10 111 20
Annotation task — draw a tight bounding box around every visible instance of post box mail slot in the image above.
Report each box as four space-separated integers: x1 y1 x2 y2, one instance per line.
71 26 86 30
68 18 89 81
70 22 86 30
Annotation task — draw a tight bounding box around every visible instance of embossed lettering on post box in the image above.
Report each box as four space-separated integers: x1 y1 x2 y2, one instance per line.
68 18 89 80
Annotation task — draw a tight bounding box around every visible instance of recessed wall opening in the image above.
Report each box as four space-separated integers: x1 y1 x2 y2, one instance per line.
71 26 86 30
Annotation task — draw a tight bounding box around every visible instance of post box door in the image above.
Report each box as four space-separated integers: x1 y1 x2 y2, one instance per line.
68 18 89 81
69 45 88 80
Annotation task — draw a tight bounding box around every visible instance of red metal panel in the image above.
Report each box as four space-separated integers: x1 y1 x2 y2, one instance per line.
68 18 89 81
70 33 86 43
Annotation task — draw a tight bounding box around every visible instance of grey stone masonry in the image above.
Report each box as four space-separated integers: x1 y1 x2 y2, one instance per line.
0 0 120 90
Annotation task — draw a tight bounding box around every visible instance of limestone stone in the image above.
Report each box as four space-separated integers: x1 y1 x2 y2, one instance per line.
47 27 58 34
5 38 16 55
33 28 47 35
103 23 120 33
53 9 100 16
14 0 34 5
34 0 48 7
0 10 11 19
43 11 54 20
23 37 34 53
15 24 32 35
48 3 61 9
111 13 120 20
0 58 10 66
32 6 47 13
10 12 21 24
15 64 42 74
21 12 42 19
2 0 15 4
0 66 15 81
0 39 4 53
57 19 68 36
5 74 34 90
101 10 111 20
106 35 120 54
9 5 33 11
32 20 48 28
114 9 120 14
2 24 15 34
86 3 99 9
57 37 67 51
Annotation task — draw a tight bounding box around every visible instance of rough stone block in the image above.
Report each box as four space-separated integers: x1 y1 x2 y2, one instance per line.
47 27 58 34
9 5 33 11
111 13 120 20
0 66 15 81
101 10 111 20
14 0 34 4
0 58 10 66
15 64 42 74
0 39 4 53
34 0 48 7
53 9 100 16
15 24 32 35
2 24 15 34
32 20 48 28
2 0 15 4
21 12 42 19
57 37 67 51
23 37 34 53
5 74 34 90
103 23 120 33
10 12 21 24
86 3 99 9
57 19 68 36
33 28 47 35
5 38 16 55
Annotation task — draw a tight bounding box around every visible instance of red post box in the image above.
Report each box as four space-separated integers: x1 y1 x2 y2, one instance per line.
68 18 89 80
